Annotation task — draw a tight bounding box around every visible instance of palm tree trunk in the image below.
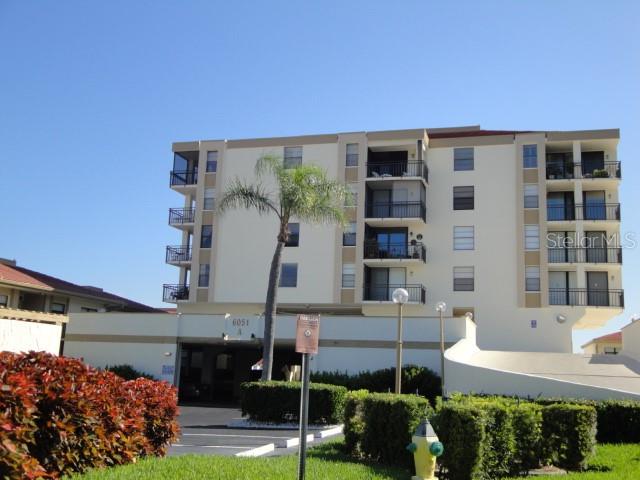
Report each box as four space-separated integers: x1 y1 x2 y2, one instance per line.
260 224 287 381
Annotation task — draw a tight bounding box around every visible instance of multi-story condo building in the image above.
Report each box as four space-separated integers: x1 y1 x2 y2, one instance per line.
65 125 636 402
164 126 622 344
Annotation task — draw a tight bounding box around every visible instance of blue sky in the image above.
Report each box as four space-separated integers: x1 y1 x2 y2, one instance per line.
0 0 638 350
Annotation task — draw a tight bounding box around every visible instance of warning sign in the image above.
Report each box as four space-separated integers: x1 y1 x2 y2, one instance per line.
295 314 320 355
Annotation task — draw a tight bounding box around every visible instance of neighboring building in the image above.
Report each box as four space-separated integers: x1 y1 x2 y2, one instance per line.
65 125 632 402
582 331 622 355
0 258 156 354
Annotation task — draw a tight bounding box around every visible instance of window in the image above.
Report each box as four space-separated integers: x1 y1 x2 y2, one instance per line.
453 186 474 210
206 151 218 172
525 225 540 250
198 264 210 287
342 264 355 288
284 146 302 168
203 188 216 210
201 225 213 248
0 294 7 307
81 307 98 313
453 267 474 291
280 263 298 287
345 184 358 206
343 222 356 246
603 346 619 355
51 302 66 314
525 266 540 291
523 145 537 168
524 184 539 208
346 143 359 167
454 148 474 171
286 223 300 247
454 226 474 250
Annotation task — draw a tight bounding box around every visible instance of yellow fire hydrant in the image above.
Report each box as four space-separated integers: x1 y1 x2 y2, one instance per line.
406 419 444 480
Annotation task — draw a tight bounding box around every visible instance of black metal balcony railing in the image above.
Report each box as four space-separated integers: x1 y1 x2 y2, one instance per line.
168 207 196 225
549 288 624 308
363 284 426 303
366 162 429 182
170 170 198 186
546 204 620 221
165 245 192 263
366 201 426 220
364 241 426 262
546 162 621 180
163 284 190 303
548 247 623 264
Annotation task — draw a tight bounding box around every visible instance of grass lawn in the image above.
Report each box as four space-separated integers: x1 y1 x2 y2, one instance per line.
67 442 640 480
67 441 409 480
505 443 640 480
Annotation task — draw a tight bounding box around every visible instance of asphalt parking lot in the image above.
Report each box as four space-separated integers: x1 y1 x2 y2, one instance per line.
169 405 334 457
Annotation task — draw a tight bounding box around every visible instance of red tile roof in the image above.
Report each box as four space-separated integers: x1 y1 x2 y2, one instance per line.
0 263 157 312
582 331 622 348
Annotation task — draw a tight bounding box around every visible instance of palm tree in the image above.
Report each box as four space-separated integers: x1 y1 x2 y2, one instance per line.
218 155 350 380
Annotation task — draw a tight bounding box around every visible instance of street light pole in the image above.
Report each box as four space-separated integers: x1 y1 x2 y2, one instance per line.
435 301 447 399
392 288 409 394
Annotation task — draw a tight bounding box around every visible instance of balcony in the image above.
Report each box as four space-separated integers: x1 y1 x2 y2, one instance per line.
170 170 197 187
365 201 426 221
165 245 192 264
548 247 622 264
366 161 428 182
364 241 426 263
549 288 624 308
546 162 621 180
363 284 426 304
163 284 190 303
169 208 195 227
546 204 620 222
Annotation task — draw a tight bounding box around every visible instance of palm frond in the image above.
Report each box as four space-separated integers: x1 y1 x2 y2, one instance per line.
255 154 285 180
217 179 280 218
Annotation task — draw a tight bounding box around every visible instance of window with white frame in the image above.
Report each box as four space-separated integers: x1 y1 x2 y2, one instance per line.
524 184 539 208
206 151 218 172
524 225 540 250
203 188 216 210
343 221 356 246
284 146 302 168
454 226 474 250
201 225 213 248
198 264 210 287
453 266 474 291
454 148 474 171
346 143 359 167
50 302 66 314
525 266 540 291
523 145 537 168
280 263 298 287
0 294 8 307
342 264 355 288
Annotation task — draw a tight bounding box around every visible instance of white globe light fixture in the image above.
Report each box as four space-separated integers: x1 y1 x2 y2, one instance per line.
556 314 567 324
435 301 447 313
464 312 474 322
631 313 640 323
392 288 409 394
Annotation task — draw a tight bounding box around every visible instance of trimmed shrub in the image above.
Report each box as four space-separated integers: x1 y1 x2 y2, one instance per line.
359 393 432 468
311 365 441 404
240 381 347 424
595 399 640 443
542 403 597 471
433 402 486 480
342 389 368 455
482 402 515 478
106 364 155 380
510 402 544 473
0 351 179 479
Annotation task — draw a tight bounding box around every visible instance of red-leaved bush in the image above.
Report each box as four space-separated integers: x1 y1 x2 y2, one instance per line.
0 351 179 479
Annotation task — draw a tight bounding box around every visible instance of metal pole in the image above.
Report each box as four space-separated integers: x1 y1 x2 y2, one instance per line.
439 310 445 398
395 303 403 394
297 352 310 480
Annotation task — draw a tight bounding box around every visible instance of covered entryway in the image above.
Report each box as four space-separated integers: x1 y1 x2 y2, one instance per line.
178 343 298 404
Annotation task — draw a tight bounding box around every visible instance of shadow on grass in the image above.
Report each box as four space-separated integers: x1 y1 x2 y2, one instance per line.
308 442 410 479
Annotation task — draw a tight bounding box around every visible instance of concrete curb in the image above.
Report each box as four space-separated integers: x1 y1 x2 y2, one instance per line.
235 443 275 457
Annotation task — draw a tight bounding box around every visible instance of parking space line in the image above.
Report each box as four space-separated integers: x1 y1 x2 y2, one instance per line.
182 433 292 439
172 444 247 449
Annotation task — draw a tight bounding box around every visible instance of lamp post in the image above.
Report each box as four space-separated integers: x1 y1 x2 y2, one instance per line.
435 301 447 398
392 288 410 394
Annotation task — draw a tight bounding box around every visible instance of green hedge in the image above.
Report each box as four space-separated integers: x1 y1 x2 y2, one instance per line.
240 381 347 425
310 365 441 404
510 402 544 473
542 404 597 471
343 391 432 468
